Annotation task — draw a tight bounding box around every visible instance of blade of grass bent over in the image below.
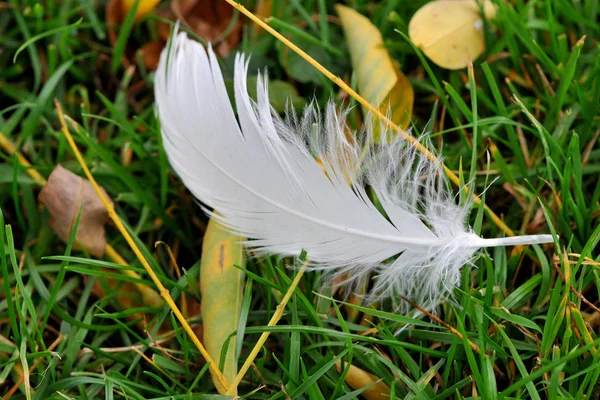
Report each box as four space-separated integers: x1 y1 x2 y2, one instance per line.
220 0 516 237
54 100 230 392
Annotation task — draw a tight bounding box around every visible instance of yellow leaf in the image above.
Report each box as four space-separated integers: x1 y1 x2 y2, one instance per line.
336 361 391 400
122 0 160 20
252 0 273 36
409 0 496 70
200 217 246 395
336 4 414 136
570 304 597 355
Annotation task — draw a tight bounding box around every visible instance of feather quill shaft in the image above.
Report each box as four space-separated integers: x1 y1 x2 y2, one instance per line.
154 32 553 308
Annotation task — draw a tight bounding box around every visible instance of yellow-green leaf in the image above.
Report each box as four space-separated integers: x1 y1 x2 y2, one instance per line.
200 217 245 395
336 361 391 400
336 4 414 136
570 304 597 356
409 0 496 70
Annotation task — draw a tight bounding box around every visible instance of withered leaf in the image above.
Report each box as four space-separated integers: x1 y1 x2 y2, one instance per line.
107 0 243 72
138 40 166 71
157 0 243 58
106 0 124 48
106 0 162 69
335 361 391 400
39 165 113 258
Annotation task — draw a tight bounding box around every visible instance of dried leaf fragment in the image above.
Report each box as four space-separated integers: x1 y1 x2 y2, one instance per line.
39 165 113 257
336 361 391 400
157 0 244 58
138 41 166 71
122 0 161 20
252 0 273 36
336 4 414 137
409 0 496 70
106 0 125 46
108 0 244 72
106 0 162 69
200 217 245 394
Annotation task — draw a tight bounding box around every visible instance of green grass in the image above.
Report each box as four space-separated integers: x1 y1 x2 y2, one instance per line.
1 0 600 398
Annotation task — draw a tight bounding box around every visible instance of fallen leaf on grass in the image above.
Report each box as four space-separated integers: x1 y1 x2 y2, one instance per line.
39 165 113 258
200 217 246 395
137 41 165 71
106 0 165 71
106 0 161 47
109 0 245 72
157 0 244 58
252 0 273 36
336 361 391 400
39 166 165 331
106 0 125 46
122 0 161 20
409 0 497 70
336 4 414 138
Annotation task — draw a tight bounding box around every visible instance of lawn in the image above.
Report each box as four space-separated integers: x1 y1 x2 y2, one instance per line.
1 0 599 398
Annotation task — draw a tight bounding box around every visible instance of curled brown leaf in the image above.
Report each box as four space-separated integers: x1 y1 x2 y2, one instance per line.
157 0 243 58
39 165 113 257
106 0 244 72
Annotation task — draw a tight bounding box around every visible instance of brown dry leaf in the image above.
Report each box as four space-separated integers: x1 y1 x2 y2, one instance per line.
336 361 391 400
157 0 243 58
108 0 243 72
137 41 166 71
106 0 162 70
106 0 124 47
170 0 198 15
39 165 113 257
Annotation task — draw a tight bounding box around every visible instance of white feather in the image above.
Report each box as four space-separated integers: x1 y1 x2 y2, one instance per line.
154 32 553 309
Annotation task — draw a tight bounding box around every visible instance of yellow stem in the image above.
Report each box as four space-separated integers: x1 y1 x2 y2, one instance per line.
219 0 515 237
54 100 230 392
225 260 309 395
